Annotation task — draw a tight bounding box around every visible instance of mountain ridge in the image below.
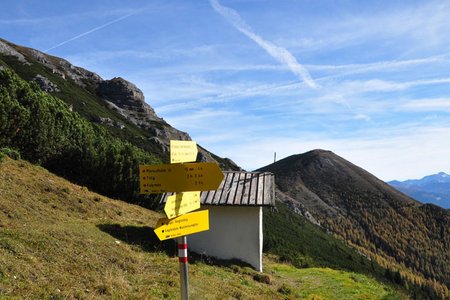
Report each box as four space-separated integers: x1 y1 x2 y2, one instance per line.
259 149 450 298
259 149 420 218
389 172 450 209
0 38 239 170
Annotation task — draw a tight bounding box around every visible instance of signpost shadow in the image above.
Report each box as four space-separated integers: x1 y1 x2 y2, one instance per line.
97 223 176 256
188 252 253 270
98 222 253 269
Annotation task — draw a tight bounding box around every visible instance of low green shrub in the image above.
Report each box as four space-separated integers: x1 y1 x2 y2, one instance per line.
0 147 21 160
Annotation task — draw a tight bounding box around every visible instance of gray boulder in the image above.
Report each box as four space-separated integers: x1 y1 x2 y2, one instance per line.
33 74 60 92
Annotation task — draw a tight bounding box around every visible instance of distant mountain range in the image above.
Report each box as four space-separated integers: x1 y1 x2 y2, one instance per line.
389 172 450 209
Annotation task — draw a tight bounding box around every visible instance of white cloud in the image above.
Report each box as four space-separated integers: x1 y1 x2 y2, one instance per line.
45 12 136 52
0 8 138 26
309 54 450 78
68 46 222 64
209 0 318 89
165 109 241 130
207 125 450 181
362 3 449 48
400 98 450 112
152 79 304 113
71 48 450 83
354 114 371 121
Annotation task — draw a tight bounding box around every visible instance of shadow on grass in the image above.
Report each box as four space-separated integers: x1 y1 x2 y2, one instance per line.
188 251 253 270
97 224 176 256
97 224 253 270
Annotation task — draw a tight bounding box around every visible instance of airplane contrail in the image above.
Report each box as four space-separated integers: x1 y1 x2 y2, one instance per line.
209 0 318 89
45 12 135 52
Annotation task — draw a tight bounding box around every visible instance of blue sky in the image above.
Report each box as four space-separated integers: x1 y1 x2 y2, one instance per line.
2 0 450 181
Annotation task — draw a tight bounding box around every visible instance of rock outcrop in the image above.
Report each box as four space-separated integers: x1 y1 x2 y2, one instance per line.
97 77 158 125
1 39 192 151
0 39 29 64
0 38 239 169
32 74 60 92
96 77 191 150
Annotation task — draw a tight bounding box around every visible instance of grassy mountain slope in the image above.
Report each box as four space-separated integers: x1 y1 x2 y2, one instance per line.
0 157 405 299
0 42 162 157
0 67 160 204
260 149 450 299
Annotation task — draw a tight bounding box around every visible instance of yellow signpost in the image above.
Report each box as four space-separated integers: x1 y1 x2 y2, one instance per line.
154 210 209 241
165 191 201 219
140 140 222 300
170 140 198 164
164 140 201 218
139 162 224 194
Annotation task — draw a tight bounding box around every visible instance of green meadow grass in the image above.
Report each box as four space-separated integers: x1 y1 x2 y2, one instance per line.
268 263 402 300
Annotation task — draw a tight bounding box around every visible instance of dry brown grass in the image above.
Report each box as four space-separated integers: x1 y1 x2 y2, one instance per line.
0 158 403 299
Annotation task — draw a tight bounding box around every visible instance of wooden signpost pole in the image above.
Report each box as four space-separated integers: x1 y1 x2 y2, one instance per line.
178 236 189 300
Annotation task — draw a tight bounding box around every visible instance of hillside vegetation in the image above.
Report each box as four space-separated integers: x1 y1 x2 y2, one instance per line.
0 40 167 158
260 150 450 299
0 157 405 299
0 68 159 204
264 201 385 276
0 39 240 172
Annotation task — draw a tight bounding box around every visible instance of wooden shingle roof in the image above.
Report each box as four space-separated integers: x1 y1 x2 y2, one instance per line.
162 171 275 207
201 171 275 206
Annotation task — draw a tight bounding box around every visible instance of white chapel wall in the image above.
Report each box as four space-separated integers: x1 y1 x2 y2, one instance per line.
188 206 263 272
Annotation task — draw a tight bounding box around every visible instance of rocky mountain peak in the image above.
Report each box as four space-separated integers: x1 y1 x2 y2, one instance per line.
260 149 419 218
96 77 149 121
0 38 240 170
97 77 145 104
0 38 103 87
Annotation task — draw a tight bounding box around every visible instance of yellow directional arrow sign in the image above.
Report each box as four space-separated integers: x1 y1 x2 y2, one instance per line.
140 162 224 194
154 210 209 241
165 191 201 219
170 140 198 163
